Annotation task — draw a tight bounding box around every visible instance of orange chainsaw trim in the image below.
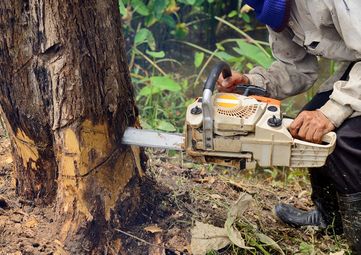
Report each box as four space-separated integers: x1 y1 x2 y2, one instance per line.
250 95 281 106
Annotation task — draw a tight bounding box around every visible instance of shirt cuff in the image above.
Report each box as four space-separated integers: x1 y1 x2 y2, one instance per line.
319 99 353 128
244 73 267 89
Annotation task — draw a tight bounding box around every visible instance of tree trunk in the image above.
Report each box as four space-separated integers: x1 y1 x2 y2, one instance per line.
0 0 144 253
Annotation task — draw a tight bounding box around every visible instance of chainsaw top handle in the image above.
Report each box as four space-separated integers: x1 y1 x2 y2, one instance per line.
202 61 268 97
202 61 232 151
203 61 232 92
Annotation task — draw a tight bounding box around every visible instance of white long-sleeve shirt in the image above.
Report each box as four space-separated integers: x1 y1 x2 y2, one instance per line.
245 0 361 127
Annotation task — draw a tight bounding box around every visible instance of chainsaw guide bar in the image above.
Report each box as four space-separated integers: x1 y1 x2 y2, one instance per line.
122 127 184 151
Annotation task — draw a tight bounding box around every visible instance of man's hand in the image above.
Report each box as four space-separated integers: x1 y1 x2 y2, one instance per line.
217 71 250 92
289 110 335 144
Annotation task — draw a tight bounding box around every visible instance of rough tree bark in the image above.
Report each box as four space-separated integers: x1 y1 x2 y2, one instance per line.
0 0 145 253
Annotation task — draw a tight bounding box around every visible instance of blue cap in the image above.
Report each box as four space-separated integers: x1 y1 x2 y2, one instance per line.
244 0 290 31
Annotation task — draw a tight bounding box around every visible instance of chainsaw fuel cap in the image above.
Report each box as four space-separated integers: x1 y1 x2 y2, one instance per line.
191 106 202 115
267 106 278 112
267 115 282 127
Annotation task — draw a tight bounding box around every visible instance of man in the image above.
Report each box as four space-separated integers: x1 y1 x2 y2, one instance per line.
217 0 361 253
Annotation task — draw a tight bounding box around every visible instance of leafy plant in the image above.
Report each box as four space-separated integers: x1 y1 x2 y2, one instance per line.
181 15 273 88
134 74 193 132
120 0 240 132
119 0 273 133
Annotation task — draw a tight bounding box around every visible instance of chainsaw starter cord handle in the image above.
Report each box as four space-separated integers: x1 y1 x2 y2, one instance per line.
203 61 232 92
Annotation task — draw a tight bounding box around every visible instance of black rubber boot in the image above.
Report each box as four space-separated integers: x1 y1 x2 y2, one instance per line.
338 192 361 254
275 203 326 228
275 167 343 233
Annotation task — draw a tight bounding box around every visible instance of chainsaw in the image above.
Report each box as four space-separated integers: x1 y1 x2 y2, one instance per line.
122 62 336 170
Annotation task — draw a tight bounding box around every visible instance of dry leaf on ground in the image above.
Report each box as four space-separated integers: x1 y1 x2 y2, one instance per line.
144 225 163 234
330 251 345 255
256 233 285 255
191 221 230 255
227 193 253 220
225 193 254 250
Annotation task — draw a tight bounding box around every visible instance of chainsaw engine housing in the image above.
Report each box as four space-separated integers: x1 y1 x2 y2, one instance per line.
185 93 336 170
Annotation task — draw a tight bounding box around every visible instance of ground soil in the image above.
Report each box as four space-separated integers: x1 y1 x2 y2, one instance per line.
0 126 349 255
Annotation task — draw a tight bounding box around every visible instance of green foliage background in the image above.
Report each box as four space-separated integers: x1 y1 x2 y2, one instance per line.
119 0 276 132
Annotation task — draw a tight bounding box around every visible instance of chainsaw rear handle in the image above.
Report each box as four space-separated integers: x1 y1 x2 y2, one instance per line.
202 62 232 150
